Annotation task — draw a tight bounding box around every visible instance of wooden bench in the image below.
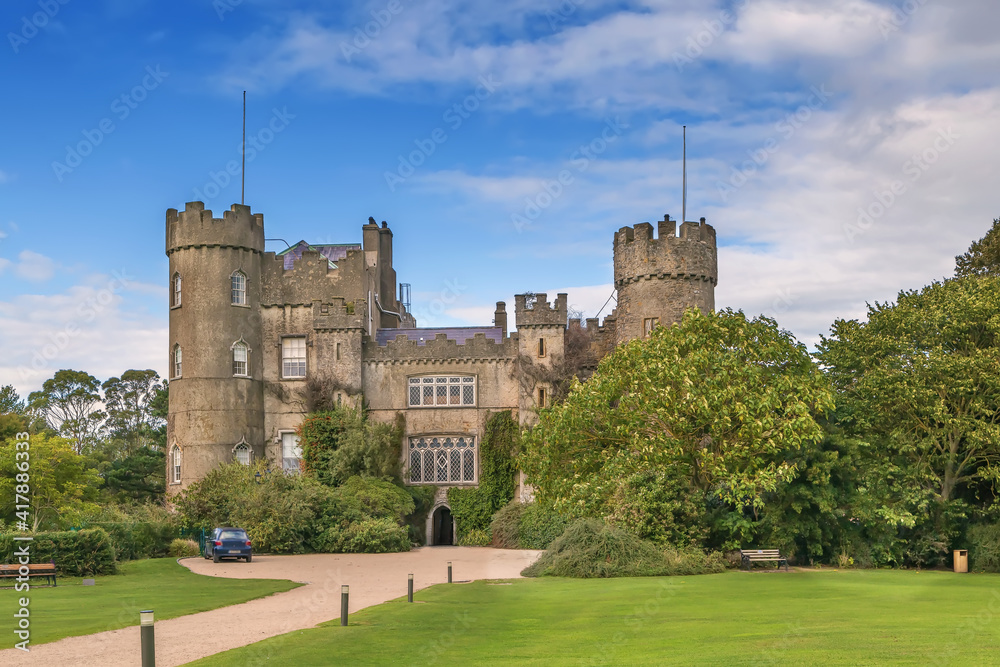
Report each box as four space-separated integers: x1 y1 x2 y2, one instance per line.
740 549 788 571
0 563 58 587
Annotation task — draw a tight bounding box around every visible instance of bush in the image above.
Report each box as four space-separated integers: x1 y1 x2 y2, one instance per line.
1 528 117 576
168 538 200 558
448 411 518 536
968 523 1000 572
491 501 525 549
458 528 491 546
490 501 567 550
315 518 410 553
91 521 179 561
522 519 725 578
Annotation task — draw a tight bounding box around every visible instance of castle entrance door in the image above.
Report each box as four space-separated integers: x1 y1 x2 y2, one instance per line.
433 506 454 545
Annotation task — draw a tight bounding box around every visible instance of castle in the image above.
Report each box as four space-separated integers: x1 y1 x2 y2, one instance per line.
165 202 718 544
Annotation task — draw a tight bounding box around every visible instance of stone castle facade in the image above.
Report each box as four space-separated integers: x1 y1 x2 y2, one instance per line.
165 201 718 544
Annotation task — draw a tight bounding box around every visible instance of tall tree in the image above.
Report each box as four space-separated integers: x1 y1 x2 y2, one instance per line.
0 385 25 415
28 370 105 453
817 277 1000 561
956 217 1000 278
102 370 165 456
520 309 835 548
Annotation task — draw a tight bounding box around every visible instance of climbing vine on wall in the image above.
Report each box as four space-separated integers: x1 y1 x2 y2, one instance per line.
448 410 519 538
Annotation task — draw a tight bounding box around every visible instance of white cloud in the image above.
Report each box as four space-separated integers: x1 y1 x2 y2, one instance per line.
0 276 168 398
13 250 57 282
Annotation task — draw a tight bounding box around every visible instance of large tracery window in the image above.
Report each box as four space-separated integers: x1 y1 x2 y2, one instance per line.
408 436 476 484
408 376 475 407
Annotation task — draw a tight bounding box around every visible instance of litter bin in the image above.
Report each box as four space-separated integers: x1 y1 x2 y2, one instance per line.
954 549 968 573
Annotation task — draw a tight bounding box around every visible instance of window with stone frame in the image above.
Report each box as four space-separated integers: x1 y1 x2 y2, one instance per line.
231 271 247 305
407 436 476 484
232 341 249 377
643 317 660 337
282 337 307 378
171 445 182 483
172 273 182 307
173 344 182 378
233 441 251 465
281 431 302 474
407 376 475 407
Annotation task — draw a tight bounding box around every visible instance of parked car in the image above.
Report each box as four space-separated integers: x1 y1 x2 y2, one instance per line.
204 527 253 563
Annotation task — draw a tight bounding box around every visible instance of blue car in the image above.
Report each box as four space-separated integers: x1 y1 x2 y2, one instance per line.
205 527 253 563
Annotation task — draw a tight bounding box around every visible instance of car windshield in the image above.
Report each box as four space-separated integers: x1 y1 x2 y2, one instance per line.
219 530 247 540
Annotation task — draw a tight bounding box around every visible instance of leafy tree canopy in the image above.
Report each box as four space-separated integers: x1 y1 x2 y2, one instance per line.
0 385 25 415
956 217 1000 278
102 370 165 455
28 369 105 453
521 309 834 541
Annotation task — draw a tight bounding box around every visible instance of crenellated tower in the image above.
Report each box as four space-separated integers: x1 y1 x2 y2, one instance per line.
514 292 567 419
613 214 717 345
165 202 266 494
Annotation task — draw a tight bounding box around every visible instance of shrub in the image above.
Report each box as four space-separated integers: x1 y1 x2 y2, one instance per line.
0 528 117 576
168 538 200 558
298 407 403 485
519 502 567 550
449 411 518 536
522 519 725 578
458 528 491 546
91 521 178 561
315 518 410 554
968 523 1000 572
491 501 525 549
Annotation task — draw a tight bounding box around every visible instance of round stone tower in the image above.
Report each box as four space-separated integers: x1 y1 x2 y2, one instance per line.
612 214 718 345
165 202 266 494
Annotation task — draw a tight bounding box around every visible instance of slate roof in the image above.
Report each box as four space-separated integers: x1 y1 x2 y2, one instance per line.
375 327 503 347
276 241 361 270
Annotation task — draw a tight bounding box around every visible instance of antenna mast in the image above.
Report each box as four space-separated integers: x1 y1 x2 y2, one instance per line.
241 91 246 205
682 125 687 224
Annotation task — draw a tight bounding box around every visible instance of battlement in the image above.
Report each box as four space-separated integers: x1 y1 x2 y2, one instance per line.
166 202 264 255
613 214 718 286
514 293 568 328
363 331 518 363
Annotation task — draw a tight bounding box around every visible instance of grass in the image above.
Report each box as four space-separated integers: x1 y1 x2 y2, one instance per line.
186 569 1000 666
0 558 300 646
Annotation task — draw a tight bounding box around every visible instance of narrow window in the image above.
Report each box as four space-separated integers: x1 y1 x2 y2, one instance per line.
538 387 546 408
173 344 182 378
282 337 307 378
231 271 247 305
538 337 546 357
234 442 251 465
172 273 182 307
336 342 341 361
644 317 660 337
171 445 182 483
281 432 302 474
232 341 249 376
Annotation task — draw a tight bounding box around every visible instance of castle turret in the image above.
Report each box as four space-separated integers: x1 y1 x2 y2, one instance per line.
613 214 717 344
165 202 266 494
514 293 567 417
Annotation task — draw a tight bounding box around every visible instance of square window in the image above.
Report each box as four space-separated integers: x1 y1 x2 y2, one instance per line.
282 338 307 378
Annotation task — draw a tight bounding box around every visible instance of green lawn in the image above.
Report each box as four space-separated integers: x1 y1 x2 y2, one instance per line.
187 569 1000 666
1 558 300 646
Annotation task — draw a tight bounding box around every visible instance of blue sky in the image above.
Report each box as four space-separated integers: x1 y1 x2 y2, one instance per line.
2 0 999 397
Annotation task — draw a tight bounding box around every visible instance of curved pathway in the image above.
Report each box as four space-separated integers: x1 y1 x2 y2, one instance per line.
1 547 542 667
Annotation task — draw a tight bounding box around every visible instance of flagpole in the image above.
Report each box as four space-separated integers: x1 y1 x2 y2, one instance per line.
241 91 246 206
682 125 687 224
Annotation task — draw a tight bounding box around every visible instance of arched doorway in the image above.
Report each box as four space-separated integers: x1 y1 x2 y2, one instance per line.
432 506 454 546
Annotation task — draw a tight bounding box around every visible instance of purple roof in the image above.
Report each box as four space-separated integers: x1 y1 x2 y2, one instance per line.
375 327 503 347
278 241 360 270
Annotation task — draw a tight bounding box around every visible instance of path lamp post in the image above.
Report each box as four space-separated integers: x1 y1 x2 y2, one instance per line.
341 585 349 626
448 561 453 583
408 573 413 603
140 610 155 667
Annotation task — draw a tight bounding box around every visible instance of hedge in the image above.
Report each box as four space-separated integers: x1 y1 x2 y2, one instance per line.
88 521 179 561
1 528 117 576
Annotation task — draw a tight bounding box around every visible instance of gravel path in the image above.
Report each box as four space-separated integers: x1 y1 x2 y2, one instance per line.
1 547 542 667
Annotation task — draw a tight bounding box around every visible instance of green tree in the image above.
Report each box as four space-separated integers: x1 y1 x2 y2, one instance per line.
521 309 834 549
956 217 1000 278
0 385 25 414
0 433 103 531
101 446 166 503
298 406 402 486
28 370 105 453
817 277 1000 564
102 370 165 456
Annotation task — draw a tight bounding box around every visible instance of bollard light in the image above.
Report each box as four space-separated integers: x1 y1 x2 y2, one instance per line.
341 585 349 626
447 561 453 584
140 609 155 667
408 573 414 603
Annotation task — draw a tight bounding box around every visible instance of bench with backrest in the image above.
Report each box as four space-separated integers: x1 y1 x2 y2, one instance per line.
0 562 58 587
740 549 788 571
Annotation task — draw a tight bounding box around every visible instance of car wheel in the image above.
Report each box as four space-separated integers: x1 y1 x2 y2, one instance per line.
245 554 252 563
213 552 220 563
